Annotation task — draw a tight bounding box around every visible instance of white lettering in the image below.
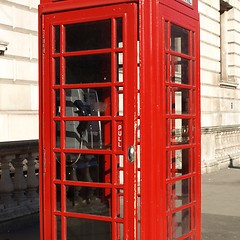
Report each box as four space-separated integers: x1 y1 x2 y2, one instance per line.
117 124 123 148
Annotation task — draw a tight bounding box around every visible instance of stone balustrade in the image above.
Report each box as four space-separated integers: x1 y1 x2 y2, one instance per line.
201 125 240 173
0 140 39 222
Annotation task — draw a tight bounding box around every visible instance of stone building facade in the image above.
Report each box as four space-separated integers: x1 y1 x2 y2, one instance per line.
199 0 240 172
0 0 39 141
0 0 240 172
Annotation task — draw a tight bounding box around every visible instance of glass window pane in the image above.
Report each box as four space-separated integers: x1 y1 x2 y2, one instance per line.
169 87 190 114
116 52 123 82
65 54 111 84
171 24 189 55
116 189 124 218
116 155 124 184
64 153 112 183
54 58 60 85
171 208 191 238
170 119 189 145
116 223 124 239
170 149 190 177
55 152 61 179
65 88 110 116
55 121 60 148
66 186 111 216
65 20 111 52
56 216 61 239
66 217 111 240
169 178 191 209
54 25 60 53
55 89 60 116
55 184 61 211
65 121 111 150
170 56 190 84
115 87 124 116
116 18 123 48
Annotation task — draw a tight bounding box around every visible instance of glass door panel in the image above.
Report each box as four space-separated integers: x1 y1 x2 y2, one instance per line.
43 4 137 240
165 18 198 239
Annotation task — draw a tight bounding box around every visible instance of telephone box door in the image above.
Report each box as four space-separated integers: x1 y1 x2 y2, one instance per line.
41 4 138 239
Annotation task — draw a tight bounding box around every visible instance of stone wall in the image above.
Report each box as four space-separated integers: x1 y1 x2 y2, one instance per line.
1 0 240 171
0 0 39 141
199 0 240 171
201 125 240 173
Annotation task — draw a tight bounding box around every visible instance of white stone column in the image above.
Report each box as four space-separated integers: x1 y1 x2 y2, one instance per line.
0 156 16 208
26 153 39 202
12 154 27 204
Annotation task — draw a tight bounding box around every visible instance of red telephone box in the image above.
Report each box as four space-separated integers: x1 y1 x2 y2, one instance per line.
39 0 201 239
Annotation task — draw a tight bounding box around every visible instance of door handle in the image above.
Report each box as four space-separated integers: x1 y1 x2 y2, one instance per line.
128 146 135 162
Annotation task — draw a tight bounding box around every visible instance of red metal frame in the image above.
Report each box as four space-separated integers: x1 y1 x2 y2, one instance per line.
139 1 200 239
39 3 138 239
39 0 200 239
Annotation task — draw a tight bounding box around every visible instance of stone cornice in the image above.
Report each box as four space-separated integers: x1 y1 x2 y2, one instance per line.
201 125 240 134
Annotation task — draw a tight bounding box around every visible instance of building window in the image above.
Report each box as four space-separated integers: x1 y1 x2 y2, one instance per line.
220 0 237 88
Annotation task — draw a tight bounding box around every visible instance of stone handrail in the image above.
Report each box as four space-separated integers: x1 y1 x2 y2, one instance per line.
0 140 39 222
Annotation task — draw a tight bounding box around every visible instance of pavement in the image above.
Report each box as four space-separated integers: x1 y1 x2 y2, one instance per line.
0 166 239 240
202 165 240 240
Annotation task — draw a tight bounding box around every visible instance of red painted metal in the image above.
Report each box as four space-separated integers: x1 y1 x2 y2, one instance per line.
39 0 138 14
39 0 200 239
39 2 138 239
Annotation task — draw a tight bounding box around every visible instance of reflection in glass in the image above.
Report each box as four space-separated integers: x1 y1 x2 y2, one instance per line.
116 155 124 184
64 154 111 183
117 189 124 218
170 56 189 84
65 88 110 116
170 208 191 238
67 217 111 240
116 87 124 116
66 186 111 216
170 149 190 177
116 223 124 240
116 18 123 48
170 87 190 114
170 119 189 145
65 20 111 52
55 89 60 116
55 152 61 179
55 121 60 148
54 58 60 85
65 54 111 84
56 216 61 240
169 178 191 209
55 184 61 211
65 121 111 149
171 24 189 55
54 25 60 53
116 52 123 82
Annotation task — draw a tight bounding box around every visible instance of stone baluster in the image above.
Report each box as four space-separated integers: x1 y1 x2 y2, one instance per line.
12 154 27 204
0 155 16 208
26 153 39 203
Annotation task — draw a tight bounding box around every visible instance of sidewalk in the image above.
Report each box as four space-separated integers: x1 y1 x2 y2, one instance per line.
1 167 239 239
0 213 40 240
202 166 240 240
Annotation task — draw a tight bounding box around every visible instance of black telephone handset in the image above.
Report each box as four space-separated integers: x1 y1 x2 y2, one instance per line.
74 99 91 137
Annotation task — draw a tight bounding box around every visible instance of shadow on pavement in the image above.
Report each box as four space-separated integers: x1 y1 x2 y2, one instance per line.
0 213 40 240
202 213 240 240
